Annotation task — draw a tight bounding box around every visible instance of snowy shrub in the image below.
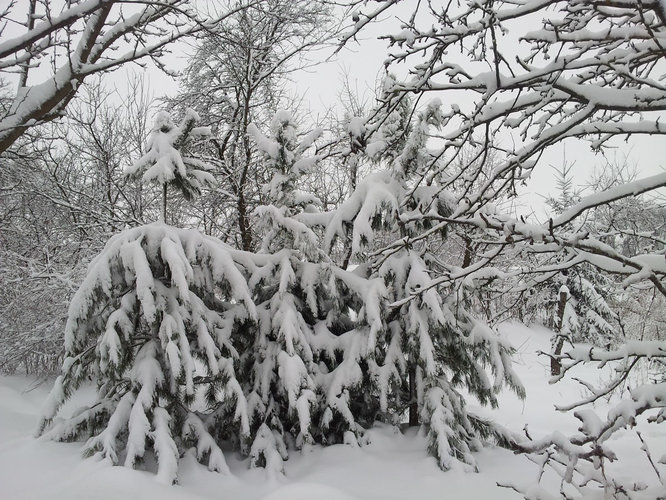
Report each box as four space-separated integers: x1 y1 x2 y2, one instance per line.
35 224 256 484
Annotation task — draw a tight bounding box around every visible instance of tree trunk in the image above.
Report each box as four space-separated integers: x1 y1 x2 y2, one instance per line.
161 184 167 223
408 366 418 426
551 289 568 376
238 192 252 251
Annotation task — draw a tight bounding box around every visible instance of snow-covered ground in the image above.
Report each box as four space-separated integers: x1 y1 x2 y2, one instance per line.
1 323 664 499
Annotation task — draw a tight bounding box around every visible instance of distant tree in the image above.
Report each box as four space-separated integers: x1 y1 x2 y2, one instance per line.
546 164 619 349
170 0 333 249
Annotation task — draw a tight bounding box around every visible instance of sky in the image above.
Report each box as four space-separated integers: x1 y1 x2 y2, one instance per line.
4 0 665 219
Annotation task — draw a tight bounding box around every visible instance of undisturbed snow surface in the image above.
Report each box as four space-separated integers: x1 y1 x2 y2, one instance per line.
1 323 664 499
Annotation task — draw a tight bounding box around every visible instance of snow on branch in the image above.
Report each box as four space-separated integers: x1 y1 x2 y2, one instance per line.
0 0 243 154
552 172 666 230
506 340 666 498
356 0 666 275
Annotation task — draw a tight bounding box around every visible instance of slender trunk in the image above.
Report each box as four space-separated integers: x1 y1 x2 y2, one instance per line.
462 235 473 269
17 0 37 90
408 366 418 426
162 184 167 223
461 235 473 309
238 193 252 251
239 89 253 251
551 337 565 376
551 289 568 376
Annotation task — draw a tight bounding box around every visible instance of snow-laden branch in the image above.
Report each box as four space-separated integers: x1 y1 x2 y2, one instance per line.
506 340 666 498
0 0 248 154
553 172 666 230
0 0 107 60
353 0 666 229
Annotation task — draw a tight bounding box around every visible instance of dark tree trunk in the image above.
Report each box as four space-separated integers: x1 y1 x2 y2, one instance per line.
551 289 568 376
408 366 418 426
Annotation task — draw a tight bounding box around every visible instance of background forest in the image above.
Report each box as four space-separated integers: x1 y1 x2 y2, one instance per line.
1 1 666 498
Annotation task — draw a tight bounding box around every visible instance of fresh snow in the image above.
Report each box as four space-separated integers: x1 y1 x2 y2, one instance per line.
2 323 665 499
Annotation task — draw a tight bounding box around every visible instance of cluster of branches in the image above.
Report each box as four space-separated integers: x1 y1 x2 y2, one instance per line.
0 0 250 154
499 341 666 498
337 0 666 295
0 76 156 374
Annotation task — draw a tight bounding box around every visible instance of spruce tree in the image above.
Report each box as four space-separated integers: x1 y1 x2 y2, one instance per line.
239 110 388 473
36 111 252 484
322 98 525 470
541 165 619 348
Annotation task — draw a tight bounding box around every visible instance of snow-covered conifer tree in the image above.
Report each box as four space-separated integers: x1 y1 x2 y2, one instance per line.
239 111 388 474
521 264 618 354
321 97 525 470
538 165 619 348
35 225 257 484
564 271 617 347
366 74 412 163
36 111 249 484
37 102 524 480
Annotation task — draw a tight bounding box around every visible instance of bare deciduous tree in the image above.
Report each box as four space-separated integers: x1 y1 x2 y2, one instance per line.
0 0 248 155
172 0 334 249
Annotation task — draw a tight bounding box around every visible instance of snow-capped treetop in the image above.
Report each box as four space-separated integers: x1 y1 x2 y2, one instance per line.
347 116 367 153
364 73 413 163
392 97 443 181
125 109 215 220
248 110 323 258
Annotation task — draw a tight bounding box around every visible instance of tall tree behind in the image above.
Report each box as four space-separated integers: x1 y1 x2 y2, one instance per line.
171 0 333 250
